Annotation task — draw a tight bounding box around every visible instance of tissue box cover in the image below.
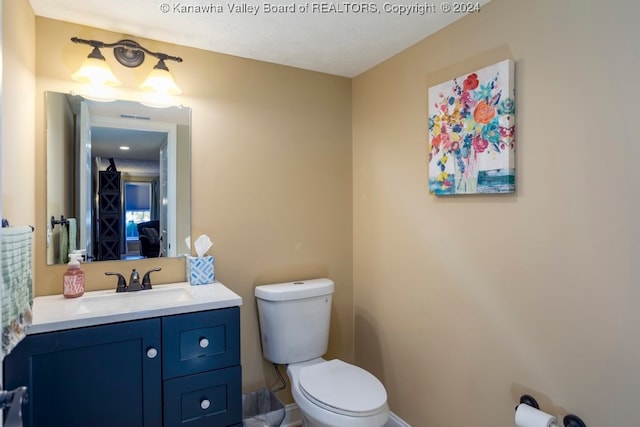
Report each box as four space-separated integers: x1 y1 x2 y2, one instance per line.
187 256 215 285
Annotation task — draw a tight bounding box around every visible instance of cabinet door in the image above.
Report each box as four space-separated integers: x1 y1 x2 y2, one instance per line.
3 318 162 427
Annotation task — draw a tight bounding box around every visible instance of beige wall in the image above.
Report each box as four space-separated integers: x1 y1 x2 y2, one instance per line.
2 0 35 229
33 17 353 398
353 0 638 425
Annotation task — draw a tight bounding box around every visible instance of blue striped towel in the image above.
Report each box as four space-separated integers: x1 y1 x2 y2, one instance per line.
1 226 33 359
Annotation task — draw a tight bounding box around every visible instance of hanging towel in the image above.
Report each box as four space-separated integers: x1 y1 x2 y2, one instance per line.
67 218 77 254
60 222 69 264
1 226 33 361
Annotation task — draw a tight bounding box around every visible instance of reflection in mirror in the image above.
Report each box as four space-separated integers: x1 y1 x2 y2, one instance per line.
46 92 191 265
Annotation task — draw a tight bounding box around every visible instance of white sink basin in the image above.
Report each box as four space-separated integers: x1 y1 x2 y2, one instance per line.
74 286 193 315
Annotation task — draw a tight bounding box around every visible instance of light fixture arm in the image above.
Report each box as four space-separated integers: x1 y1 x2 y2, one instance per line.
71 36 183 95
70 37 183 67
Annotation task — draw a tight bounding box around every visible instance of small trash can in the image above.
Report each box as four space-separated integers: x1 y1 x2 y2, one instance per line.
242 388 286 427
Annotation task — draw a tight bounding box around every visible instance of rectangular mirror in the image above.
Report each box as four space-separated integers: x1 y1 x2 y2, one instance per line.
46 91 191 265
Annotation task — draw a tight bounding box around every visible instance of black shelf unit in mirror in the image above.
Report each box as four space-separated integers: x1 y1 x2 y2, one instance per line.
97 168 122 260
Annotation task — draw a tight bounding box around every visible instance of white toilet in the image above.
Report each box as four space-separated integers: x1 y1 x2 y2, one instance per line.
255 278 389 427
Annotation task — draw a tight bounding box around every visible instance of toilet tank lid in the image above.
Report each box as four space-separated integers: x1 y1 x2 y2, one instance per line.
255 278 335 301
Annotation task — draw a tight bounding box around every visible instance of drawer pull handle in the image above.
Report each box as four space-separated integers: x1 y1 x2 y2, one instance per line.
146 347 158 359
199 337 209 348
200 399 211 410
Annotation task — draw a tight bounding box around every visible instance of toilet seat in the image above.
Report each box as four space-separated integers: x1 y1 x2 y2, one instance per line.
298 359 387 417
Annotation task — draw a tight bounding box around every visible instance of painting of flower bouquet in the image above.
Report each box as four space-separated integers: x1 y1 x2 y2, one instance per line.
428 59 515 195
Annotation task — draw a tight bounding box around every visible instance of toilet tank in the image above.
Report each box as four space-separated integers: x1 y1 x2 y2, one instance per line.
255 278 334 364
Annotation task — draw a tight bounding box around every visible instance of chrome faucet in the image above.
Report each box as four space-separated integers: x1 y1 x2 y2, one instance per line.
105 268 162 292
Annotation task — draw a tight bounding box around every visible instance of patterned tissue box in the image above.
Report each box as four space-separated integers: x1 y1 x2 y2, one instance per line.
186 255 215 285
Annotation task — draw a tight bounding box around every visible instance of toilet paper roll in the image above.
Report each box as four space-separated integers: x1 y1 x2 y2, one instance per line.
515 404 558 427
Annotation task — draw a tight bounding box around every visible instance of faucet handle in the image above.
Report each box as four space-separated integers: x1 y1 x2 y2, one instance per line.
142 268 162 290
105 272 127 292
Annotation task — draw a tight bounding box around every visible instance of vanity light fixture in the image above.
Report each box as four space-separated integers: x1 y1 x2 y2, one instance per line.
71 37 183 95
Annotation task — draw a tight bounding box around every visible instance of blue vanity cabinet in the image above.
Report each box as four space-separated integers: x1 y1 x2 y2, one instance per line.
3 306 242 427
3 318 162 427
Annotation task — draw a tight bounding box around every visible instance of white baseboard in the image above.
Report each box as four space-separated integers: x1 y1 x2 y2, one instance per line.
386 411 411 427
281 403 302 427
281 403 410 427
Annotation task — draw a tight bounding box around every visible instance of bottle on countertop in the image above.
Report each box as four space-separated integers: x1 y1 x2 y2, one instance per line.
63 253 85 298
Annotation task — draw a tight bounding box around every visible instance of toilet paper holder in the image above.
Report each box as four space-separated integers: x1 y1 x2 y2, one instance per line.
518 395 587 427
518 394 540 409
563 415 586 427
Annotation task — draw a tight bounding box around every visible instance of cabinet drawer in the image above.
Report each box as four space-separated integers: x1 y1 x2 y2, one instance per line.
163 365 242 426
162 307 240 379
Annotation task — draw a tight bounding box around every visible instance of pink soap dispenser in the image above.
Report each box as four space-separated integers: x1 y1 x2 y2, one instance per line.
63 254 85 298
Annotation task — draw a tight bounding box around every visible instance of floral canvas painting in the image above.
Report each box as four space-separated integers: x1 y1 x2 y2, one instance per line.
428 59 515 195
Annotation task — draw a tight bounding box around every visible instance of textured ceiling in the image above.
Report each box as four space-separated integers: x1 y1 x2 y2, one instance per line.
30 0 490 77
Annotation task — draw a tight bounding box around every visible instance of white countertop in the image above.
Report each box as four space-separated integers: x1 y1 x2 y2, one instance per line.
29 281 243 334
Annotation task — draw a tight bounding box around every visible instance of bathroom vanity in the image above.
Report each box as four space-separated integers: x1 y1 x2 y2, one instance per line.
3 282 242 427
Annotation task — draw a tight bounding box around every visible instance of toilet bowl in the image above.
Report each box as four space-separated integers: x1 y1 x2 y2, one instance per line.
287 358 389 427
